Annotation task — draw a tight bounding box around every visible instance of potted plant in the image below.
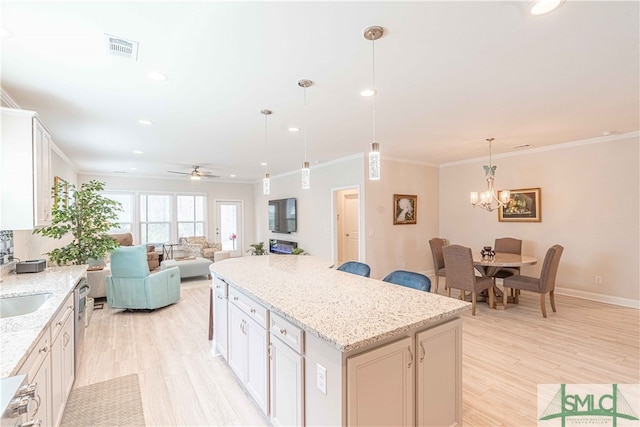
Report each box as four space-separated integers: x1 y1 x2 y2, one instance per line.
247 242 267 256
33 180 122 266
292 247 307 255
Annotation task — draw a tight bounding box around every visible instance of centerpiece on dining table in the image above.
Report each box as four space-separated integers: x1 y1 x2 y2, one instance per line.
481 246 496 260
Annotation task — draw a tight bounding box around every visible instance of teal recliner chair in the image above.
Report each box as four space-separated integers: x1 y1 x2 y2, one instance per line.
106 245 181 310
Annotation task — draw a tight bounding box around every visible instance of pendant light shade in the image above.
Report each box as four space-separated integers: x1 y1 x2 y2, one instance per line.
261 109 272 195
298 79 313 189
363 26 384 181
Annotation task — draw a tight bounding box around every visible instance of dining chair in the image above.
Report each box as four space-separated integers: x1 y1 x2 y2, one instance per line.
337 261 371 278
382 270 431 292
503 244 564 318
493 237 523 279
428 237 447 293
442 244 494 315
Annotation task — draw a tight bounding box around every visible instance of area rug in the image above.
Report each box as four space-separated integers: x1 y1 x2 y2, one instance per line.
60 374 145 426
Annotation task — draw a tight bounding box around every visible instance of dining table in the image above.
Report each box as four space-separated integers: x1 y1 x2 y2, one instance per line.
472 251 538 308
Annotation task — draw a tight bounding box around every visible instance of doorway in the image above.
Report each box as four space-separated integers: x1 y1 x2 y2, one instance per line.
215 200 243 258
335 188 360 266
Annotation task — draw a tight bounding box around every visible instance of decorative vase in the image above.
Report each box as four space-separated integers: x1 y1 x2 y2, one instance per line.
481 246 495 260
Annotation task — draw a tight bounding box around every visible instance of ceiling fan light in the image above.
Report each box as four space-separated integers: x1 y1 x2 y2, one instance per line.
190 174 201 181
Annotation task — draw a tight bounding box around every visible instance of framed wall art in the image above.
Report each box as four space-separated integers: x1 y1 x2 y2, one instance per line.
498 187 541 222
393 194 417 225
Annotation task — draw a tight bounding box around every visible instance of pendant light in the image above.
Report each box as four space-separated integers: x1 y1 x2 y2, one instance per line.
363 26 384 181
298 79 313 189
470 138 510 212
261 109 272 195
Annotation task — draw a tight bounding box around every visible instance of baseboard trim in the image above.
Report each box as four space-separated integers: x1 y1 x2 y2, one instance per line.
422 270 639 309
555 287 639 309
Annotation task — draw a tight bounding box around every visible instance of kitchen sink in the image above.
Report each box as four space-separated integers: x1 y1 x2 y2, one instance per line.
0 293 53 319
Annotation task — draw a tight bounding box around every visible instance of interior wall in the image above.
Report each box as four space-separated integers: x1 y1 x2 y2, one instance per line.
439 133 640 306
364 159 440 279
253 155 364 262
77 174 256 253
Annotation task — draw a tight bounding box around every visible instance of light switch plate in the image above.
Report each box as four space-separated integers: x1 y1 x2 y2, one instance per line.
317 363 327 394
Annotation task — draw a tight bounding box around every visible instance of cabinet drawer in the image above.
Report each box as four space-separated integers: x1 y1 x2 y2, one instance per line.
270 312 304 354
18 326 50 380
51 293 74 342
213 275 228 297
229 287 268 329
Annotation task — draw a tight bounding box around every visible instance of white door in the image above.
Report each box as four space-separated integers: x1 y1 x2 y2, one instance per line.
337 189 360 265
215 200 243 257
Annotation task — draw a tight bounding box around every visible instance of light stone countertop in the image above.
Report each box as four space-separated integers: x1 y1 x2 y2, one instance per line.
0 266 87 378
210 255 471 352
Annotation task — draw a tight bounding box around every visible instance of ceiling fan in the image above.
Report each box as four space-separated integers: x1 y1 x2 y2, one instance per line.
167 165 219 180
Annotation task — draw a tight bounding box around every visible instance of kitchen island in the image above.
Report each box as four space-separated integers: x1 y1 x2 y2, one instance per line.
210 255 470 426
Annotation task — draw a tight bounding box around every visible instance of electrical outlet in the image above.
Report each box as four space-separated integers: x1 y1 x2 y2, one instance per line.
595 275 603 284
317 363 327 394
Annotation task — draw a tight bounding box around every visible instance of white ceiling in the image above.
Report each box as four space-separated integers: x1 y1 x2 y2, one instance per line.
2 1 638 183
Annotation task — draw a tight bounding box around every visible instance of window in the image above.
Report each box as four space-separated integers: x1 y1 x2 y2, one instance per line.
103 192 134 234
177 195 206 238
140 194 172 244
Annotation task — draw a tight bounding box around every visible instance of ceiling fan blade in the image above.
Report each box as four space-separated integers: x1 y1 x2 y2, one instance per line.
167 170 190 175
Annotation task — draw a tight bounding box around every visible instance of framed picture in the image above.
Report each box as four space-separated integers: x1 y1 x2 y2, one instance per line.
498 188 541 222
54 176 68 208
393 194 417 225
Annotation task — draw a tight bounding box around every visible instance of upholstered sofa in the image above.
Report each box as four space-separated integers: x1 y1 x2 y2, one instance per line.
110 232 160 270
182 236 222 260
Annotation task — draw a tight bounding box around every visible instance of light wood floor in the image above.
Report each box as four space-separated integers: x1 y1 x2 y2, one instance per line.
76 279 639 426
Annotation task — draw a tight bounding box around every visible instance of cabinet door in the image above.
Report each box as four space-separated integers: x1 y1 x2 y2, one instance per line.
270 335 304 427
416 319 462 427
61 316 76 409
33 118 51 226
32 353 52 427
213 291 228 359
245 317 269 414
228 302 248 382
347 336 414 427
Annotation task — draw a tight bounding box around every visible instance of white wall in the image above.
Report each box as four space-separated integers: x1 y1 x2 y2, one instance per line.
364 159 440 279
439 133 639 306
253 155 364 262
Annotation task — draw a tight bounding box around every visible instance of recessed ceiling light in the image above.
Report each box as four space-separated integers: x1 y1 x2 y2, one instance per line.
132 150 143 154
146 71 167 81
360 88 377 97
138 119 153 125
288 127 300 132
230 174 236 178
530 0 564 16
130 167 137 171
1 28 13 38
260 162 267 166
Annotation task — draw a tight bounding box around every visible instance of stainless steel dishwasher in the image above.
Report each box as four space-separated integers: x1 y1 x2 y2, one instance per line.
74 277 90 374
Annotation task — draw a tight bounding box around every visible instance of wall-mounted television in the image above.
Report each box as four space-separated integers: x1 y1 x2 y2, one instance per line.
268 198 297 233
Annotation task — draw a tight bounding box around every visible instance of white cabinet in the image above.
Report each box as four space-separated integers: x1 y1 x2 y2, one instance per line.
51 295 75 426
0 107 52 230
416 318 462 427
269 313 304 427
213 277 228 358
346 336 415 427
227 287 269 414
18 328 52 427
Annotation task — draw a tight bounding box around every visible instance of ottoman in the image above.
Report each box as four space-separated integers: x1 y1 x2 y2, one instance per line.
161 257 213 279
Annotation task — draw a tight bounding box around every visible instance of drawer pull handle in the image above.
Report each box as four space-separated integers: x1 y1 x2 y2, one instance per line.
39 346 48 354
233 296 239 301
419 341 426 363
280 328 288 336
250 308 256 314
57 321 63 326
407 345 413 368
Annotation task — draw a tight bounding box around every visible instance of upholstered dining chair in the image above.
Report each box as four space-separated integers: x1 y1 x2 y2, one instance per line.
442 244 494 315
382 270 431 292
503 244 564 318
337 261 371 278
106 245 181 310
493 237 523 279
428 238 447 293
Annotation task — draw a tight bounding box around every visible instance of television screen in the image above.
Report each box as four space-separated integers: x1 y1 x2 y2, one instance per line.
268 198 296 233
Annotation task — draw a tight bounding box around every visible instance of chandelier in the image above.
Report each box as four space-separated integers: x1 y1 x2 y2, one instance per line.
470 138 510 212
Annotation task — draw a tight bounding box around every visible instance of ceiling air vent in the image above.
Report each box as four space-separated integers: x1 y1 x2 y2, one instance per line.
104 34 139 61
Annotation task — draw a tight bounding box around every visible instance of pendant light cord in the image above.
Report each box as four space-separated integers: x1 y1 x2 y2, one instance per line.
304 86 308 162
264 113 269 174
371 38 376 142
